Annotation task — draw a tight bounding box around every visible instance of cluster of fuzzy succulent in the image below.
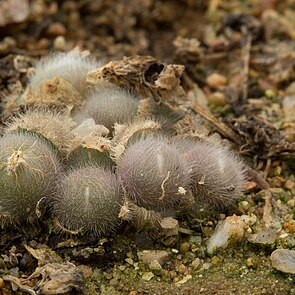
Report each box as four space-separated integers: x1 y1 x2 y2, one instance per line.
0 52 246 237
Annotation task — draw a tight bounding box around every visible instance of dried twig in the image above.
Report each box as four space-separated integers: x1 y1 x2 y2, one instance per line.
262 190 273 229
191 103 243 145
246 167 269 190
2 275 36 295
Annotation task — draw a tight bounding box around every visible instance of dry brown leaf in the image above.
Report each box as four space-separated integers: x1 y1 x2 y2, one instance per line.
23 76 83 108
86 55 185 103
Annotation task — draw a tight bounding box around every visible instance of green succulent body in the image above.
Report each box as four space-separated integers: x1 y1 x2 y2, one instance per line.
67 146 115 170
186 142 246 208
53 167 122 236
0 132 61 225
75 87 139 130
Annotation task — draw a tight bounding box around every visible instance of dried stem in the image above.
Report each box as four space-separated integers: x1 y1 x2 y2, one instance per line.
191 103 242 145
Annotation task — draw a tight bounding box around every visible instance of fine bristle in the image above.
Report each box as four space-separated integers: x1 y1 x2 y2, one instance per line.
52 166 123 236
169 136 200 153
30 52 99 96
74 87 139 130
117 137 192 211
6 108 76 152
186 142 246 208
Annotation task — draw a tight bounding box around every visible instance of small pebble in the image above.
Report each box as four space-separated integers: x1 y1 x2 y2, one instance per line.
175 274 192 285
211 256 220 266
47 22 67 36
142 271 154 281
137 250 170 266
125 258 134 265
206 73 227 88
54 36 67 51
287 199 295 207
109 278 119 286
119 265 126 271
207 92 226 106
246 257 256 268
0 37 16 54
37 38 50 50
189 235 202 245
179 242 191 254
240 214 257 226
169 270 177 279
207 215 246 255
191 258 201 269
244 181 257 191
248 230 277 245
285 180 295 190
148 260 162 271
219 213 226 220
202 262 211 270
271 249 295 274
176 263 187 274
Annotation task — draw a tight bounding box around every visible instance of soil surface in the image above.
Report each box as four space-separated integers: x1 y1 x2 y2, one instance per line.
1 1 295 294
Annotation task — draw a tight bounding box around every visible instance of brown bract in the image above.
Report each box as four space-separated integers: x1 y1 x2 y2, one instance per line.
23 76 83 108
68 118 111 154
7 108 76 153
111 118 161 161
86 56 185 104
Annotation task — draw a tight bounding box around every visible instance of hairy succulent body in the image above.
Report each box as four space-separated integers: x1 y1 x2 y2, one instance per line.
186 142 246 208
75 87 139 130
7 109 76 152
53 167 122 236
117 138 192 211
0 133 61 225
30 52 99 96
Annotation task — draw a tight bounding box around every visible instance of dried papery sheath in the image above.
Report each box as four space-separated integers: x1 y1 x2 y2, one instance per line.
67 118 114 169
53 167 122 236
119 199 179 238
111 118 162 162
186 142 246 208
119 199 163 231
74 87 139 130
6 108 76 153
30 51 99 96
24 76 83 108
0 132 61 226
117 137 192 211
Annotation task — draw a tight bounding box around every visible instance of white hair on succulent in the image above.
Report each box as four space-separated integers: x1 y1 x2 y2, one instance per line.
29 51 99 96
117 137 192 211
6 108 76 153
52 166 123 236
185 141 246 208
74 86 139 130
0 132 61 226
169 136 199 153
